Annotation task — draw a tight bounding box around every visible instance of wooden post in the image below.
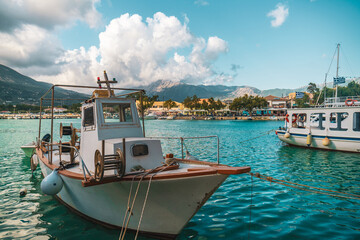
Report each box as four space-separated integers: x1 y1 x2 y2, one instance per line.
140 91 145 137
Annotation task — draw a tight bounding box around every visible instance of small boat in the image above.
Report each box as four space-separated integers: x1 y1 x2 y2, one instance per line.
144 112 157 120
20 142 36 157
32 71 251 238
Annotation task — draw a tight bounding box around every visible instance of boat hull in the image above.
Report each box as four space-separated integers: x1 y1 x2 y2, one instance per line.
277 130 360 153
21 145 35 158
39 161 228 238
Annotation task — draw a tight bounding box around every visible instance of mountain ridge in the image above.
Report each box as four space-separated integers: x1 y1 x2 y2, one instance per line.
0 64 88 105
0 64 313 104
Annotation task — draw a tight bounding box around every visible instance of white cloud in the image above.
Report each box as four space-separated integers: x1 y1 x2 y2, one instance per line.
267 4 289 27
0 0 101 32
194 0 209 6
0 24 63 68
26 12 229 87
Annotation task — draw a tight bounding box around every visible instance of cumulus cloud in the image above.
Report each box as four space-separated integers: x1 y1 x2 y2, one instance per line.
0 24 63 68
267 3 289 27
26 12 229 87
0 0 101 32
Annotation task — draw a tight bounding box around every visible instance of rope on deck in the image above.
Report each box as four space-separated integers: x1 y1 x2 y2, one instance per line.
248 172 360 200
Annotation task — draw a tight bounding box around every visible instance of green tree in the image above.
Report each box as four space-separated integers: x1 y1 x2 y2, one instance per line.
307 82 319 94
295 94 310 108
183 96 193 109
163 99 177 110
229 95 268 116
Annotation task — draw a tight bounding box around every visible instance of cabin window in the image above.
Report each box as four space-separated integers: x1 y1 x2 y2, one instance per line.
131 144 149 157
353 112 360 131
310 113 325 130
329 112 348 131
83 106 94 127
293 113 307 128
102 103 133 123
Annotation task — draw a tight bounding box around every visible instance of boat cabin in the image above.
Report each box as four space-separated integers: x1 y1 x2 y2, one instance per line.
285 107 360 137
79 96 164 175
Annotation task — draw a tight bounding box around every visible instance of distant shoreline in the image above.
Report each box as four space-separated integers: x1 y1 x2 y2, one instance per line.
0 113 285 121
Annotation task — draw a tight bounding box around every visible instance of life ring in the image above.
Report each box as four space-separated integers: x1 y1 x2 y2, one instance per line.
345 99 357 106
285 114 297 123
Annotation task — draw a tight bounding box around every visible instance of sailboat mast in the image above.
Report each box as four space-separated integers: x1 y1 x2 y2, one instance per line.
335 43 340 104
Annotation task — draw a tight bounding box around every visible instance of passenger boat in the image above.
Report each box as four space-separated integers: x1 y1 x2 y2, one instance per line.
276 44 360 153
32 71 251 239
276 103 360 152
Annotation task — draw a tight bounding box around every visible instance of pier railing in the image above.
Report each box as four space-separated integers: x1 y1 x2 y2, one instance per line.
148 136 220 165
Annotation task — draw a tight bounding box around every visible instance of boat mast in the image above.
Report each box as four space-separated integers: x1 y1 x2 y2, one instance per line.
335 43 340 105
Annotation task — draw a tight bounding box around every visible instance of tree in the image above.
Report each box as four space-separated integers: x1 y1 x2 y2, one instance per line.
163 99 177 110
295 94 310 108
183 96 193 109
229 95 268 116
307 82 319 94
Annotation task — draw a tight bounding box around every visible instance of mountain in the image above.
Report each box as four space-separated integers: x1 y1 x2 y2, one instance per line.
0 64 88 105
141 80 261 102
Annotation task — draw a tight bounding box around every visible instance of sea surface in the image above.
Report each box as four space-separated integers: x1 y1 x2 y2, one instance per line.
1 119 360 239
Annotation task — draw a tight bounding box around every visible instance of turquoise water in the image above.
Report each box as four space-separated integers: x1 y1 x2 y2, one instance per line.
1 119 360 239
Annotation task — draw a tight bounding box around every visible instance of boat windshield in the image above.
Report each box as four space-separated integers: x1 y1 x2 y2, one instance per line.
102 103 133 123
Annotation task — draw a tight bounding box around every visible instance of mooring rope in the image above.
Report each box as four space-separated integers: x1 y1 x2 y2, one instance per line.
249 172 360 200
134 163 178 239
248 174 254 240
238 129 276 144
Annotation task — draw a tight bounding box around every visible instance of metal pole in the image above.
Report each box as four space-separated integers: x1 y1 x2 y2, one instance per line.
38 98 43 141
140 91 145 137
50 87 54 163
335 43 340 104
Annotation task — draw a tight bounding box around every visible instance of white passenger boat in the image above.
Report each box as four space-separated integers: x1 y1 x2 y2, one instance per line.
32 72 250 239
276 104 360 153
277 44 360 153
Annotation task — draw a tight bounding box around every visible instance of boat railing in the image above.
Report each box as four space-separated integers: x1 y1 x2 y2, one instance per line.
324 96 360 107
148 136 220 165
39 140 92 180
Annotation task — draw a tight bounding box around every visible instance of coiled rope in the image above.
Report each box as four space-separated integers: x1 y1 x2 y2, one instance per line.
249 172 360 200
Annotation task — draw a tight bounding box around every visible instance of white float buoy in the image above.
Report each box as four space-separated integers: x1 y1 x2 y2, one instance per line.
41 169 63 195
284 132 290 138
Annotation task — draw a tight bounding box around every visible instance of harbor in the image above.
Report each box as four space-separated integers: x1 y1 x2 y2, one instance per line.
1 118 360 239
1 0 360 239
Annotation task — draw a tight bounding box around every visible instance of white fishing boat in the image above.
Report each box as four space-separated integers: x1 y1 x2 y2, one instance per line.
276 44 360 153
143 112 157 120
32 71 251 239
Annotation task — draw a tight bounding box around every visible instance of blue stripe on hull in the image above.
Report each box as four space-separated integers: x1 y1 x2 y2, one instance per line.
276 131 360 142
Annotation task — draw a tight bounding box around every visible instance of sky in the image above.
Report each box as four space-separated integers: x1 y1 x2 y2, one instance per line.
0 0 359 90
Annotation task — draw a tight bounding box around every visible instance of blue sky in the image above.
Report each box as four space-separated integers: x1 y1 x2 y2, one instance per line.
0 0 359 90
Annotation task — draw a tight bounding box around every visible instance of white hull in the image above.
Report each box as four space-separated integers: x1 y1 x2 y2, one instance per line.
39 161 228 237
277 130 360 152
